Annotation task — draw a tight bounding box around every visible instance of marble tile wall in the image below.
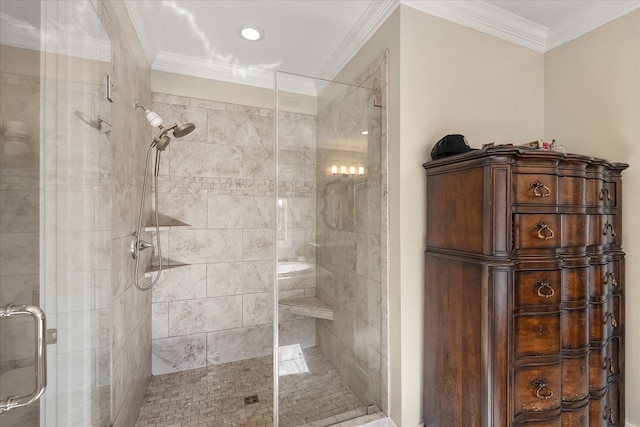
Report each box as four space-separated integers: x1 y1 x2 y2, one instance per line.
100 1 154 426
315 53 389 410
149 93 318 375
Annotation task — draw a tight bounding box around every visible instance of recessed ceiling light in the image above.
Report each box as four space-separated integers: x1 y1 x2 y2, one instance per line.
361 131 369 135
239 26 263 41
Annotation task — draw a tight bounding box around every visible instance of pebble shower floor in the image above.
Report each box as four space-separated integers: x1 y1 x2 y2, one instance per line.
134 347 365 426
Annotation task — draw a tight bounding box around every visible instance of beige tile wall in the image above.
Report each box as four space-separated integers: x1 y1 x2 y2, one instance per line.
100 1 154 426
149 93 317 374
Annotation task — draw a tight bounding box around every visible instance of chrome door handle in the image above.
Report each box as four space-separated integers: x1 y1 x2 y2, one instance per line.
0 304 47 414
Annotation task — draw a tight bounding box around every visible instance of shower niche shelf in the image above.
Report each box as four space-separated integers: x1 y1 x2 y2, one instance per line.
144 218 190 231
144 263 189 278
279 297 333 320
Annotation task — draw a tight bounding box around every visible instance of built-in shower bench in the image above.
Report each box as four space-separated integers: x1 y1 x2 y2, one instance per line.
279 297 333 320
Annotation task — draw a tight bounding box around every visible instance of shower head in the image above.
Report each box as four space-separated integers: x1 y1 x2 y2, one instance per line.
154 134 172 151
173 122 196 138
135 101 196 151
74 111 111 131
152 122 196 151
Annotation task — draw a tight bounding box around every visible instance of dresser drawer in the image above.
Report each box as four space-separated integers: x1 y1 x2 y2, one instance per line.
561 400 589 427
589 389 608 427
589 383 622 427
513 215 561 251
586 179 618 208
515 270 562 308
558 176 586 206
561 354 589 401
514 173 558 205
561 307 588 350
515 416 561 426
589 297 620 343
588 214 620 249
605 382 621 426
590 338 621 392
589 256 608 299
514 313 561 358
514 215 589 253
514 363 561 414
560 215 589 250
590 257 621 300
561 263 589 302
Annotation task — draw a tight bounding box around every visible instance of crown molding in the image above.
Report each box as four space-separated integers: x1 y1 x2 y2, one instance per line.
546 1 640 51
153 51 318 95
0 20 111 62
123 0 157 66
0 21 41 52
402 0 640 53
317 0 399 81
402 0 548 52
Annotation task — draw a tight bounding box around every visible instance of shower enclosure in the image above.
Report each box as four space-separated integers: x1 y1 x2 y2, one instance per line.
0 1 112 425
1 0 387 425
137 68 388 426
275 68 387 425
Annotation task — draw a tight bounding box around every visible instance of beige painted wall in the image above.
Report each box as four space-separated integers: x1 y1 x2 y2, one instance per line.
399 7 545 425
337 5 545 425
545 9 640 426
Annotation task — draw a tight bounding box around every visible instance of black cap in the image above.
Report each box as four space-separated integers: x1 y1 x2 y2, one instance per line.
430 134 476 160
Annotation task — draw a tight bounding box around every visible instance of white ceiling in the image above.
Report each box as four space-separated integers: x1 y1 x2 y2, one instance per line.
124 0 639 90
1 1 638 91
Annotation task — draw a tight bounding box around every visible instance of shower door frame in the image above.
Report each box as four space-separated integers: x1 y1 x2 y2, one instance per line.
0 1 113 425
274 64 389 426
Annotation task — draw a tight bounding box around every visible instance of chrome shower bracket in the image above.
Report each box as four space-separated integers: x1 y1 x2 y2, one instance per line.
130 231 153 259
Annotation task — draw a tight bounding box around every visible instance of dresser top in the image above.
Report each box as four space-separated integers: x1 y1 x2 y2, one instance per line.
422 145 629 171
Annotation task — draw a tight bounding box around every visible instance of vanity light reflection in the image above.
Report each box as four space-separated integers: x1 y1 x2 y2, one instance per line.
330 165 365 176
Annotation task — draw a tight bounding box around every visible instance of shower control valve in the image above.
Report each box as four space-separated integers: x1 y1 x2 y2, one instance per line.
130 232 154 259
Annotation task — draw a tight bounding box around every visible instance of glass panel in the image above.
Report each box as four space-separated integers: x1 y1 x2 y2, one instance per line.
0 1 112 425
276 71 383 426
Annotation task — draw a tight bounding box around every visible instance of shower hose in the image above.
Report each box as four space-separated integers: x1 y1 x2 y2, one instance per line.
132 142 163 291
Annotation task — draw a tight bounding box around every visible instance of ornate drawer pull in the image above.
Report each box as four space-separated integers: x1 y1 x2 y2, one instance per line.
600 187 613 201
604 272 619 288
603 406 616 423
604 312 618 328
535 222 555 240
603 356 615 374
530 181 551 198
534 279 554 298
603 222 617 236
532 378 554 400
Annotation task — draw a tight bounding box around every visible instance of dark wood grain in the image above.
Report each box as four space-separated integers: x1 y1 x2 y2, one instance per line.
422 147 627 426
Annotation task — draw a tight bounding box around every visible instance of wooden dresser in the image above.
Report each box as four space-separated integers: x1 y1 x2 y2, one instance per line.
422 146 627 426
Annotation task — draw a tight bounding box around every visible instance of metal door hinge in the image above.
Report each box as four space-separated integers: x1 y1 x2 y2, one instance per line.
46 328 57 344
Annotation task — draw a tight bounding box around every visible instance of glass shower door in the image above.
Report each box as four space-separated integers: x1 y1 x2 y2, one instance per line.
0 1 112 425
276 71 384 426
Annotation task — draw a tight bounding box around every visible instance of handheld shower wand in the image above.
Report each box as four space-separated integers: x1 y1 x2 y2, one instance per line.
131 102 196 291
